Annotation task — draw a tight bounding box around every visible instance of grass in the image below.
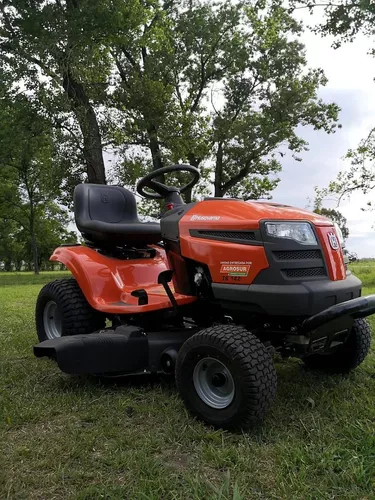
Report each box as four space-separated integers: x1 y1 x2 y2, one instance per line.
1 268 375 499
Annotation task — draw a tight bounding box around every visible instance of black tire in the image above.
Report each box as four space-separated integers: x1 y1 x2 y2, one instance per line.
175 324 277 430
35 278 106 342
304 318 371 374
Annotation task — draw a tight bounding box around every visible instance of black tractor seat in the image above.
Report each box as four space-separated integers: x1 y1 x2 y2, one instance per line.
74 184 161 246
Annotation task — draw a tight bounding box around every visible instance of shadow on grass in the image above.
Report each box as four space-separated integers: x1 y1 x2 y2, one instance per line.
55 370 177 394
49 356 363 435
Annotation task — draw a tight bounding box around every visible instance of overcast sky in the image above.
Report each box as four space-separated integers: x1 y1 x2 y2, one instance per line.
104 9 375 257
272 12 375 258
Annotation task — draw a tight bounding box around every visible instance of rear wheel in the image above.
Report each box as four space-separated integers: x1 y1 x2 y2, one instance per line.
304 318 371 373
176 324 277 430
35 278 106 342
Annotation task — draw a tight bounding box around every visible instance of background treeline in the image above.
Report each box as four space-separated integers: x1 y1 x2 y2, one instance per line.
0 0 373 273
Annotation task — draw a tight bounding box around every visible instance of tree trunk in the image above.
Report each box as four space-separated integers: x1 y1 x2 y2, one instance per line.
147 124 165 202
184 154 201 203
30 228 39 275
214 142 224 197
147 124 164 171
62 70 106 184
4 258 12 272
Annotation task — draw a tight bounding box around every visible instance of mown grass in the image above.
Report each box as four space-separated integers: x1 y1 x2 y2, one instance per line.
1 269 375 499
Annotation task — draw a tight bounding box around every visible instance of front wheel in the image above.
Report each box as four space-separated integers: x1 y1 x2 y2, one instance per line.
35 278 106 342
304 318 371 374
175 325 277 430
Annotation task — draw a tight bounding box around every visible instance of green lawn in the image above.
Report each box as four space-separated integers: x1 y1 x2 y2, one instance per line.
1 268 375 499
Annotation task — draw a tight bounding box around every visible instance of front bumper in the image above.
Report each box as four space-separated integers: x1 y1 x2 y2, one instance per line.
212 274 363 317
287 294 375 355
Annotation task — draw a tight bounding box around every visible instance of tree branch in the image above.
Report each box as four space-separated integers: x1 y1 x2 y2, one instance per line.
190 54 206 113
175 78 184 110
121 46 138 68
111 50 130 88
54 121 84 151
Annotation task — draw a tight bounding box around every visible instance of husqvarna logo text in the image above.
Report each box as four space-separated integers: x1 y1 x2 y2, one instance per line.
190 215 221 221
328 232 339 250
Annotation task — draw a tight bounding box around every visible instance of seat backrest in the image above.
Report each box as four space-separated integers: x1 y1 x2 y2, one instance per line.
74 183 139 230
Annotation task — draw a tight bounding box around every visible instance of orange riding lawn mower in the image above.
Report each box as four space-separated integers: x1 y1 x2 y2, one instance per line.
34 165 375 430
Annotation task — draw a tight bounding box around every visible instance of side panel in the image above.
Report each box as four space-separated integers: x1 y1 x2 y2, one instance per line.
316 226 346 281
177 200 338 286
180 237 269 285
178 201 269 285
50 245 196 314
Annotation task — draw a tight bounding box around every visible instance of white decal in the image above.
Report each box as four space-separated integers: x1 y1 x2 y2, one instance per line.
190 215 221 221
328 232 339 250
220 261 252 277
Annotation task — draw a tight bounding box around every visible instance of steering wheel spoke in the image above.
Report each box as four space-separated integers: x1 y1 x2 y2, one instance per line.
136 164 200 200
149 179 171 192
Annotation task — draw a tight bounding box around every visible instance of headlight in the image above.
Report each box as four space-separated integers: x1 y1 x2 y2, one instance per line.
265 222 317 245
333 223 345 247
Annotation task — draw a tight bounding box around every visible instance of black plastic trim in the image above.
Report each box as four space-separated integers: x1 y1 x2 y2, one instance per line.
34 325 199 375
211 274 363 317
160 202 196 242
253 220 329 285
189 229 263 246
301 294 375 332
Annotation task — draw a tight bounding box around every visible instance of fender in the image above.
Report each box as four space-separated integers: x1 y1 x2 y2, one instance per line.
50 245 196 314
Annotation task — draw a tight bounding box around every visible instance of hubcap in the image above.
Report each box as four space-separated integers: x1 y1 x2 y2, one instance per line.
43 301 62 339
193 357 235 409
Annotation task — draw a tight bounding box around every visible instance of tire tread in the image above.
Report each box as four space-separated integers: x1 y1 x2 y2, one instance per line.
176 324 277 430
35 278 105 340
304 318 371 373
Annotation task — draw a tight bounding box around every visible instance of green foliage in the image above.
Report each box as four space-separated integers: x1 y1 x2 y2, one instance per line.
316 127 375 211
111 0 340 200
295 1 375 208
295 0 375 47
314 207 349 241
0 1 341 217
0 90 77 272
0 0 148 184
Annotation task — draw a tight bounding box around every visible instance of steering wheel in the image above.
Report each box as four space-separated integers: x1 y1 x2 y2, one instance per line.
136 164 200 200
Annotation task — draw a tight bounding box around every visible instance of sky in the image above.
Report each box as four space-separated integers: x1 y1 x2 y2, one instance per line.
271 12 375 258
102 8 375 257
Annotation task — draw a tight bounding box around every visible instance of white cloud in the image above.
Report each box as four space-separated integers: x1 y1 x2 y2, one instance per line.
272 14 375 258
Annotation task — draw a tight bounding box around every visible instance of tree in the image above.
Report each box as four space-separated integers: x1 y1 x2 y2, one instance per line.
294 1 375 205
0 0 150 184
113 0 340 201
314 207 349 241
318 128 375 210
294 1 375 46
0 92 66 274
0 0 340 199
0 206 77 272
0 219 25 271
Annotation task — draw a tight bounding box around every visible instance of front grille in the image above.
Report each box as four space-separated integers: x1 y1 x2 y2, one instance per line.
273 250 321 260
196 230 256 240
283 268 326 278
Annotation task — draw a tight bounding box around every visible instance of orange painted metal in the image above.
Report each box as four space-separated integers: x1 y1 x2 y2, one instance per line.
178 199 340 285
50 246 197 314
315 226 346 280
51 198 346 315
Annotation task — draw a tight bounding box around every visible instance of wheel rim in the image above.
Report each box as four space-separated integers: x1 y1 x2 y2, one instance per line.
193 357 235 409
43 301 62 339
